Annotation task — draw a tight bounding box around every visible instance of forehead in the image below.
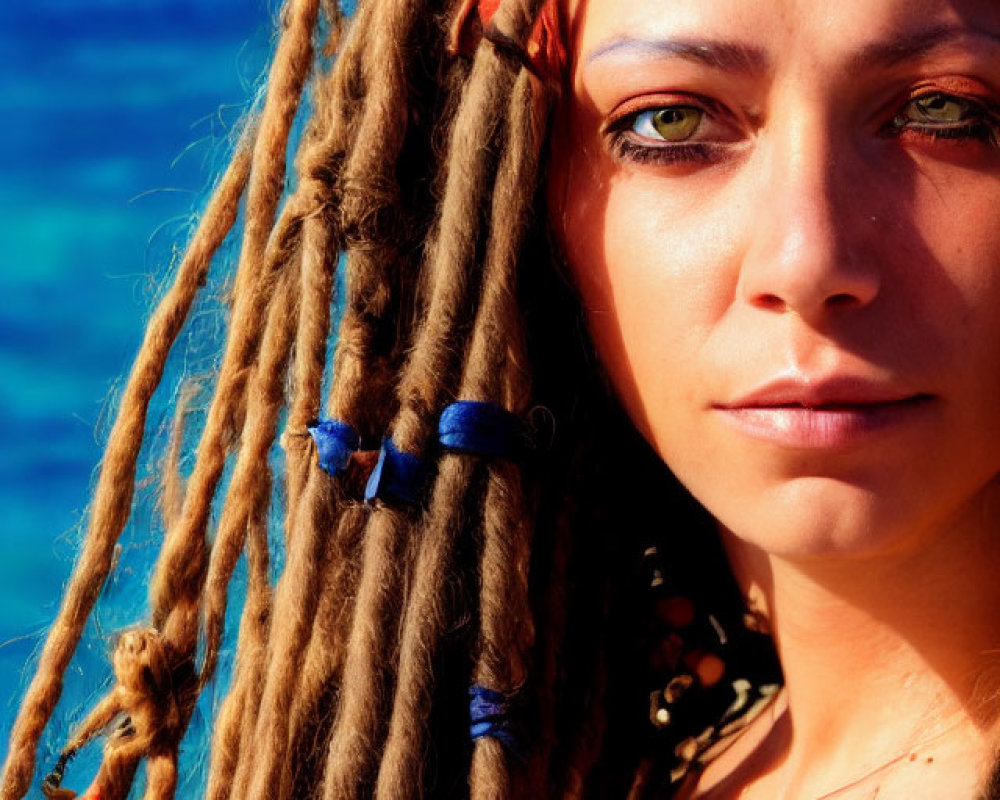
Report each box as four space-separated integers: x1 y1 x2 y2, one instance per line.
561 0 1000 66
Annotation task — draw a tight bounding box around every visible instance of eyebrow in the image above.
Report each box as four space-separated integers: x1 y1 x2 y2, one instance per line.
585 37 769 75
584 24 1000 76
849 24 1000 71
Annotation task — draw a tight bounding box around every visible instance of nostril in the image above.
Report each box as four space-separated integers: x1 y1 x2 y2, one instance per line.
825 293 857 308
757 293 785 311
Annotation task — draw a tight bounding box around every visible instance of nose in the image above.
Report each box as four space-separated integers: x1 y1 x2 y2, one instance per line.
739 111 881 322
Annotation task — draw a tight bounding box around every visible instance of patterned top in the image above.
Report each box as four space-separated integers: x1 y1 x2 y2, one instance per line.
629 543 784 798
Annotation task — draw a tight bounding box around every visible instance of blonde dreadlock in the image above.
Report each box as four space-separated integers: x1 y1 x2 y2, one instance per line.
4 0 765 798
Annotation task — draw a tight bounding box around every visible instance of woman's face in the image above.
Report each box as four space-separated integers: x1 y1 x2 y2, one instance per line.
549 0 1000 557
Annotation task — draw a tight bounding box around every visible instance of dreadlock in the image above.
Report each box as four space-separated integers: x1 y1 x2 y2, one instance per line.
3 0 781 798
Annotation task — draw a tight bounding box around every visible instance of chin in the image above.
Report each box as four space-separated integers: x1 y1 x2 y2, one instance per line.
720 480 904 559
678 467 960 562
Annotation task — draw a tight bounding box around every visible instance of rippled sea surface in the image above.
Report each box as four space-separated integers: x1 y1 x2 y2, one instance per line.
0 1 272 792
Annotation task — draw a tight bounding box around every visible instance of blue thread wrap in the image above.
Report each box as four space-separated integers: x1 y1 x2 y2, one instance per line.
469 685 519 751
438 401 531 460
364 438 427 505
307 419 360 476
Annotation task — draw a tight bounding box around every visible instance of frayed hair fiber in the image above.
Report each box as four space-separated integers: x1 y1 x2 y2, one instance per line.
0 1 705 798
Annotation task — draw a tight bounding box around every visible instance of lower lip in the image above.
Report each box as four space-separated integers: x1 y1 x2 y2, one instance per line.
714 396 934 449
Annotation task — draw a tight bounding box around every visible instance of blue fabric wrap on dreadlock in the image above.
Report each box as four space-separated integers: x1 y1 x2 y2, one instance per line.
364 437 427 505
438 401 531 460
469 685 520 751
307 419 360 476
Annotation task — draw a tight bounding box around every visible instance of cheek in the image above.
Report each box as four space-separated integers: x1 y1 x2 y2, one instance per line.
558 161 745 438
908 175 1000 367
916 178 1000 428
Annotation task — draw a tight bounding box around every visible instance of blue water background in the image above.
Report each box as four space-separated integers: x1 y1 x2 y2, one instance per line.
0 1 278 793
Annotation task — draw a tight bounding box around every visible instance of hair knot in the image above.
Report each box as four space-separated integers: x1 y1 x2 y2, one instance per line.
438 401 533 460
364 438 427 505
469 685 522 752
307 418 361 475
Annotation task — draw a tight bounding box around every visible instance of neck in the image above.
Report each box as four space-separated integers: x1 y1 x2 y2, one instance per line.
721 484 1000 797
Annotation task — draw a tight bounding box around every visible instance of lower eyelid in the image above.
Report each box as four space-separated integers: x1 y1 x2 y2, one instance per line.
898 122 999 145
609 135 725 166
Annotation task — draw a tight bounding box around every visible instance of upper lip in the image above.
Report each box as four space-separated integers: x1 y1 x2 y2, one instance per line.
718 374 929 409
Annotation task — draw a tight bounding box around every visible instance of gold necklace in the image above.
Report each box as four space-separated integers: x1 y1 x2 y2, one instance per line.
735 691 972 800
810 721 969 800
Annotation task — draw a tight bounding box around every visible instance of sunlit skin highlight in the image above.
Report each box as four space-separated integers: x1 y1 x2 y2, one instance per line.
550 0 1000 796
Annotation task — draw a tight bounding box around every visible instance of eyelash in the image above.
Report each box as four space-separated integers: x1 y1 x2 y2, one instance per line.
606 91 1000 167
883 93 1000 147
609 137 719 165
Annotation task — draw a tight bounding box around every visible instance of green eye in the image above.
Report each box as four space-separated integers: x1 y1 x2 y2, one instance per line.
905 93 976 125
634 106 704 142
889 92 999 145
